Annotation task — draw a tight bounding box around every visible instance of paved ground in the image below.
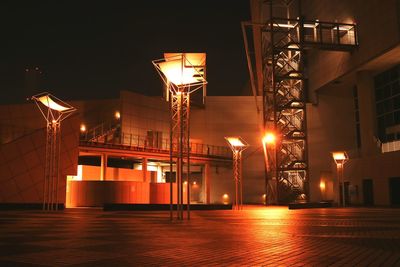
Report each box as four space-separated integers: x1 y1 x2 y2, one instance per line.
1 206 400 266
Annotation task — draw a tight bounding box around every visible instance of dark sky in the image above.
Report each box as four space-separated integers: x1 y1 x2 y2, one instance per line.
0 1 251 103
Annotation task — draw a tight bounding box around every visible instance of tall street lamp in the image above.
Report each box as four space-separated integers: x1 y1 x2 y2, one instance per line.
225 136 249 210
332 151 349 207
262 132 277 205
153 53 207 220
32 92 76 211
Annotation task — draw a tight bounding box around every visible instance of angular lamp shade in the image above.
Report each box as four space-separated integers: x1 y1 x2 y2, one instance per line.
225 136 249 151
32 92 76 123
158 60 202 86
37 95 72 112
332 151 348 164
153 53 207 89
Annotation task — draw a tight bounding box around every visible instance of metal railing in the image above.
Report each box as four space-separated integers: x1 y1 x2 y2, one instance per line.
80 131 232 159
271 17 357 48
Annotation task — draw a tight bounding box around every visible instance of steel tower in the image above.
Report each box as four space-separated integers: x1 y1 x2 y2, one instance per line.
242 0 358 203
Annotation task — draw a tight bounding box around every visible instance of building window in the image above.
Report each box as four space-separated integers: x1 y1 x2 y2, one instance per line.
353 86 361 148
374 65 400 142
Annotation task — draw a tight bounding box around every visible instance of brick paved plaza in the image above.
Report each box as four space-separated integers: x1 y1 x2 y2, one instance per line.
1 206 400 266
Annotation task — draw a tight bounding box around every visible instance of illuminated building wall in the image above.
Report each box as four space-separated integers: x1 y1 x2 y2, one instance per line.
0 115 79 203
250 0 400 205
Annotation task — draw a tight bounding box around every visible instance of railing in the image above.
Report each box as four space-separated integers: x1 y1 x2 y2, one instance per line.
80 131 232 159
82 121 120 142
271 17 357 48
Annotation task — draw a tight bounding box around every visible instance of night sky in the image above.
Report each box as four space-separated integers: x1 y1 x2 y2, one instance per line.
1 1 251 103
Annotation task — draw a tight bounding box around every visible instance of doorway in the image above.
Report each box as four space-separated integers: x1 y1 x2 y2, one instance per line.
389 177 400 206
362 179 374 206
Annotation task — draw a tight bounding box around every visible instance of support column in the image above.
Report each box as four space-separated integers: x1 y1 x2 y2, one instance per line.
100 154 107 181
204 163 211 204
356 71 380 156
142 158 148 182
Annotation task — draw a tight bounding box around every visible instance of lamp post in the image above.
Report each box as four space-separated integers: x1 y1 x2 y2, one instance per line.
32 92 76 211
262 132 277 205
225 136 249 210
153 53 207 220
332 151 349 207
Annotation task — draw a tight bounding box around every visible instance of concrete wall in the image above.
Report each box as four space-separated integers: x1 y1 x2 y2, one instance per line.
0 98 118 145
344 151 400 206
0 115 79 204
307 83 357 202
191 96 265 204
120 91 169 138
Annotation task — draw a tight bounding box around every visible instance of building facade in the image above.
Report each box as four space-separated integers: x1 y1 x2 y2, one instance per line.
0 91 264 207
248 0 400 206
1 0 400 208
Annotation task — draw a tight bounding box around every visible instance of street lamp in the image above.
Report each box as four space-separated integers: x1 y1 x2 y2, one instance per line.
32 92 76 211
153 53 207 220
332 151 349 207
262 132 277 205
225 136 249 210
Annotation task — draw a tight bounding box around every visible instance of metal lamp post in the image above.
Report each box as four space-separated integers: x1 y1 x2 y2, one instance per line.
332 151 349 207
153 53 207 220
32 92 76 211
225 136 249 210
262 132 276 205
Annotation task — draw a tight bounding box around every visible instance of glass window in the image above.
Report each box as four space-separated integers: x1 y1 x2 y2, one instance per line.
385 113 394 127
395 111 400 124
375 88 384 101
394 96 400 110
384 85 391 98
392 82 400 95
384 99 393 113
374 66 400 141
376 102 385 115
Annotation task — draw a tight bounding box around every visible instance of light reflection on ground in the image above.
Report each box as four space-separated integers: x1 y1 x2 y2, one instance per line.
0 205 400 266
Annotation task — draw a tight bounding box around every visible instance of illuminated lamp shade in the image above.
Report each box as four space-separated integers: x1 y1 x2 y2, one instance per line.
158 56 205 86
153 53 206 88
225 136 249 149
332 151 348 164
158 61 198 85
37 95 73 112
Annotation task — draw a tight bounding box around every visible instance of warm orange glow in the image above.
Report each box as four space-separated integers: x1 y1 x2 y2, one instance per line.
160 61 198 85
320 181 326 190
184 181 188 185
262 194 266 199
332 151 348 164
80 124 86 132
158 54 206 86
37 95 71 112
164 53 206 67
225 137 247 148
262 132 276 145
193 181 197 185
223 194 229 199
115 111 121 120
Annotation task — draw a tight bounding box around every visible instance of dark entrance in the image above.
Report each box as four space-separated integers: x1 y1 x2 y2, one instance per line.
389 177 400 206
362 179 374 206
344 182 350 206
